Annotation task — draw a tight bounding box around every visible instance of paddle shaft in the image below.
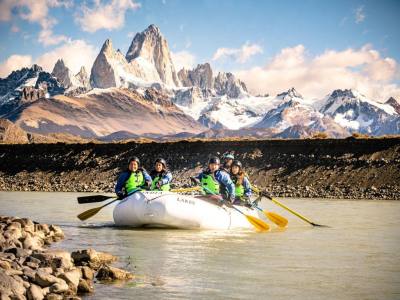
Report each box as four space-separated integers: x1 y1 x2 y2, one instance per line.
263 193 326 227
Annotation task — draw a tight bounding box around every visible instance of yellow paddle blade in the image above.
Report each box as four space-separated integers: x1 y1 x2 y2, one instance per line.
77 206 103 221
264 211 288 228
245 214 270 232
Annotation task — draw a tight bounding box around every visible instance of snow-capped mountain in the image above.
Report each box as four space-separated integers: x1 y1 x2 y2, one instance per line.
0 64 64 116
126 24 180 87
90 25 180 89
386 97 400 115
320 89 398 135
0 24 399 140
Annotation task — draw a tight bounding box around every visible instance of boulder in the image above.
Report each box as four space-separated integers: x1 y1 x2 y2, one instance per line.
96 265 133 281
31 250 73 270
0 269 26 298
27 284 45 300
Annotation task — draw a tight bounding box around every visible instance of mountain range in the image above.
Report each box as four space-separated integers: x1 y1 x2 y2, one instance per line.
0 24 399 142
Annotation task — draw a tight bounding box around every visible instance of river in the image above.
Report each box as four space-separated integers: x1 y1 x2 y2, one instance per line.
1 192 399 300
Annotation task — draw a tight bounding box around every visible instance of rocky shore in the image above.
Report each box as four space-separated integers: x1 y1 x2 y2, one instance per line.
0 216 133 299
0 138 399 199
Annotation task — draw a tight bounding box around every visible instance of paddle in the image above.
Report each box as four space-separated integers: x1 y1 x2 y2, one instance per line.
78 195 115 204
77 187 202 204
252 196 288 228
77 199 119 221
77 189 140 221
254 188 328 227
202 186 270 232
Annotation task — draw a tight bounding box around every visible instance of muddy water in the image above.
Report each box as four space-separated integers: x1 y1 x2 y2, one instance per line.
1 192 399 299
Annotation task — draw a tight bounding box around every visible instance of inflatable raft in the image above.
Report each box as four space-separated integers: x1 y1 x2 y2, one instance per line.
113 191 264 230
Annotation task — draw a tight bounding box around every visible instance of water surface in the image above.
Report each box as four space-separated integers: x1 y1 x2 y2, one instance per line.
1 192 399 300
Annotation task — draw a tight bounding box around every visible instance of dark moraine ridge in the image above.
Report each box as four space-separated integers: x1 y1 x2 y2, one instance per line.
0 138 399 199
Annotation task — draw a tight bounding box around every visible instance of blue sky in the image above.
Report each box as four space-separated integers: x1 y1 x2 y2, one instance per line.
0 0 399 100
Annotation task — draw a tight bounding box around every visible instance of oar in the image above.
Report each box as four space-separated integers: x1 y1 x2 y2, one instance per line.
77 189 140 221
78 195 115 204
252 202 288 228
77 187 202 204
202 186 270 232
258 190 328 227
77 199 118 221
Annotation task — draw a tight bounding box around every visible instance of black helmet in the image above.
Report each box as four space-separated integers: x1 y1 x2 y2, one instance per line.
128 156 140 165
232 160 242 169
155 158 167 168
208 156 220 165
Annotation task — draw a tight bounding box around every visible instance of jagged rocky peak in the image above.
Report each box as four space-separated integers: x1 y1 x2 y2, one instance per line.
277 87 303 101
75 66 90 89
51 59 73 88
385 97 400 114
52 59 90 92
178 63 214 90
174 86 205 107
329 89 357 99
126 24 180 87
214 72 248 98
90 38 124 88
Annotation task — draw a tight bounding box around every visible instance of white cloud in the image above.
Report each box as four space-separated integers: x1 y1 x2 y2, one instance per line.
35 40 98 74
171 50 196 71
355 6 366 24
75 0 141 33
0 0 72 46
0 39 97 78
235 44 400 101
0 54 33 78
212 42 263 64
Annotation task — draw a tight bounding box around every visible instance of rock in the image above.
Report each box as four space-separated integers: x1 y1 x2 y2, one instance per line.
71 249 116 269
0 259 11 270
49 280 69 294
0 269 26 298
31 250 73 270
34 269 63 287
48 226 64 241
80 266 94 280
5 247 31 258
58 268 81 292
23 235 43 250
4 228 22 240
77 278 93 294
44 294 63 300
27 284 44 300
23 266 36 281
96 265 134 281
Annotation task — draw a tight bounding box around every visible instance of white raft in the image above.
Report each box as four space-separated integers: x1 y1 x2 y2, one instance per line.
113 191 264 230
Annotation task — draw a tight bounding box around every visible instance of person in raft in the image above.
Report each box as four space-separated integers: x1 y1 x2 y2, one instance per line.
192 156 235 203
150 158 172 191
115 156 152 199
230 160 252 205
221 152 235 172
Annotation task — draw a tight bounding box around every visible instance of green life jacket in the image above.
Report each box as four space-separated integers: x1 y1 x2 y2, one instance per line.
200 173 220 195
125 171 145 193
232 176 245 198
151 175 170 191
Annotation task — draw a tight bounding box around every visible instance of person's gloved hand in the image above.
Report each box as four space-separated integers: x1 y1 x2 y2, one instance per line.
116 192 125 200
190 177 200 186
146 181 152 190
